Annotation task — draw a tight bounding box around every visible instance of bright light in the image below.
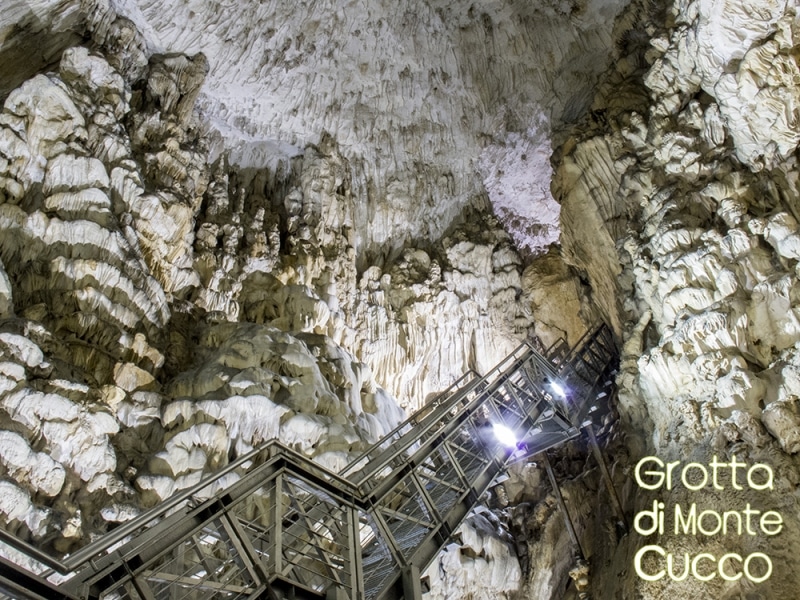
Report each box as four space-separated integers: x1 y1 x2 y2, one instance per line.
492 423 517 448
549 381 567 398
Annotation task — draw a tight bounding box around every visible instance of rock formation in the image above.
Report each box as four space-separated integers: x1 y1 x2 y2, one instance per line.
0 45 418 553
0 7 548 593
551 0 800 596
1 0 799 598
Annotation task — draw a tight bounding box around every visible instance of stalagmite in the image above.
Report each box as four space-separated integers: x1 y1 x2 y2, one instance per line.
1 0 799 598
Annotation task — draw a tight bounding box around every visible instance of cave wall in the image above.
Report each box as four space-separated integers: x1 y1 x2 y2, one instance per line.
552 0 800 597
0 7 564 594
6 0 800 598
2 0 632 261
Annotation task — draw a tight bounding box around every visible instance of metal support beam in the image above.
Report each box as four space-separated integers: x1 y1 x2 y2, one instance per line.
326 586 350 600
274 471 284 576
0 324 617 600
0 557 79 600
583 425 628 530
401 565 422 600
541 452 585 560
347 507 361 599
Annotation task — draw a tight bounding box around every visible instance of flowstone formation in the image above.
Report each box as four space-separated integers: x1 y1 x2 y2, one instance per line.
550 0 800 596
0 1 663 599
0 30 539 596
3 0 631 260
0 44 418 553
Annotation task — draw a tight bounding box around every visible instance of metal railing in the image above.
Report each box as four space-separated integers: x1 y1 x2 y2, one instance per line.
0 325 617 600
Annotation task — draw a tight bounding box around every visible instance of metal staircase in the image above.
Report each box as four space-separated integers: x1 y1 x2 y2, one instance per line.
0 325 617 600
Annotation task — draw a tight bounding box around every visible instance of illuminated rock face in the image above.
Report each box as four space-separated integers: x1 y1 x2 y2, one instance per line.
552 0 800 596
0 46 420 552
558 0 800 449
9 0 800 597
0 11 552 592
1 0 628 259
0 1 578 596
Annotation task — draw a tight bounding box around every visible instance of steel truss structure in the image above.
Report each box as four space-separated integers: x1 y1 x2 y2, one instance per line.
0 325 617 600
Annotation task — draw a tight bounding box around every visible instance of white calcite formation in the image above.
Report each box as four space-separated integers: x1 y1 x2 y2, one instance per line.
125 0 630 257
551 0 800 596
19 0 800 597
423 509 521 600
341 215 535 408
142 322 407 502
0 1 627 597
0 46 417 552
0 0 630 259
0 32 552 595
557 0 800 451
186 135 538 412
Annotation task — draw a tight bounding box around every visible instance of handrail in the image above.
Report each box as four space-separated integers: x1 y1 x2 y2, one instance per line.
559 325 615 374
339 369 479 478
0 324 617 600
0 440 362 577
342 342 535 480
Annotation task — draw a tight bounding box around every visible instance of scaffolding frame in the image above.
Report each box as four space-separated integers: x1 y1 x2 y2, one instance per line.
0 325 617 600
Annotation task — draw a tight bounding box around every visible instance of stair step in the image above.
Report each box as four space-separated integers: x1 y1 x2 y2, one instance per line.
1 325 617 600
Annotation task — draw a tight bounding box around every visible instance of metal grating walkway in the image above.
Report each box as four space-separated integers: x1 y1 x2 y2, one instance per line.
0 325 617 600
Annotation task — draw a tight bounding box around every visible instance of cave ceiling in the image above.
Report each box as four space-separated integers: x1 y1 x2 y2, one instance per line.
3 0 627 258
4 0 800 597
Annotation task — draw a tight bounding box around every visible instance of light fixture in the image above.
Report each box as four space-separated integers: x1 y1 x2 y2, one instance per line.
492 423 517 448
549 380 567 399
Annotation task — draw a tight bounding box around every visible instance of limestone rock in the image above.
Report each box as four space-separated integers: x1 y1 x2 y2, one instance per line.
521 249 590 348
423 510 521 600
0 261 11 318
762 399 800 454
0 0 628 260
0 431 66 497
549 0 800 595
133 322 407 503
0 481 50 538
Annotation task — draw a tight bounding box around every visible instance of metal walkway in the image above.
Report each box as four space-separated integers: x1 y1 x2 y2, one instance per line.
0 325 617 600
